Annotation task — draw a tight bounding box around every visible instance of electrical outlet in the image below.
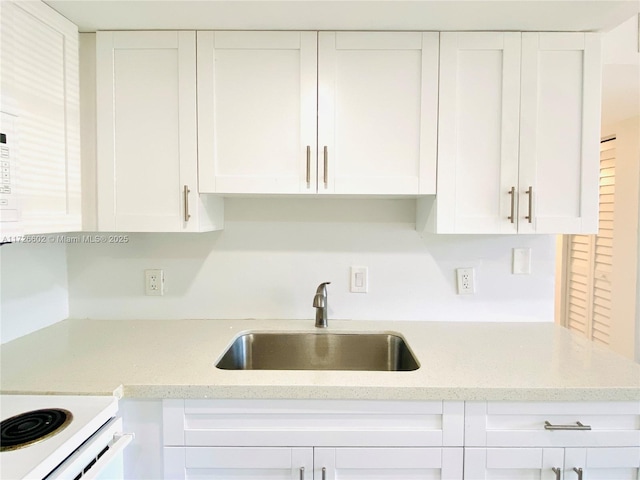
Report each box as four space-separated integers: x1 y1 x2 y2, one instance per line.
145 269 164 296
456 268 475 294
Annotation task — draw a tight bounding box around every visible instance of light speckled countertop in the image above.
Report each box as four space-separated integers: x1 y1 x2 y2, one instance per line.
1 319 639 401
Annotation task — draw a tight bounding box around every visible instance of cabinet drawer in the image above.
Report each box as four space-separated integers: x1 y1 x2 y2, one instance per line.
466 401 640 447
163 399 464 447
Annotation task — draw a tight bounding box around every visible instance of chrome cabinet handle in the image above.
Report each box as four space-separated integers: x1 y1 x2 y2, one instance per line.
525 186 533 223
322 467 327 480
508 187 516 223
183 185 191 222
306 146 311 188
544 421 592 431
552 467 561 480
323 146 328 188
573 467 583 480
299 466 305 480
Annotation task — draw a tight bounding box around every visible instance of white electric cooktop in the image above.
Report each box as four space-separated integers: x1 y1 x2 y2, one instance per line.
0 395 118 480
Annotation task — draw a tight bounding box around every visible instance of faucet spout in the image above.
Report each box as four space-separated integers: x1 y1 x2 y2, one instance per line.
313 282 331 328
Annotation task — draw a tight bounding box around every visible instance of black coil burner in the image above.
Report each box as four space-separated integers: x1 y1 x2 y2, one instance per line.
0 408 73 452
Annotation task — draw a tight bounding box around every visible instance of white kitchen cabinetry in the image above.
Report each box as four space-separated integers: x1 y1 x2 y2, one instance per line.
464 447 565 479
164 446 462 479
164 446 313 479
0 1 81 236
465 447 640 479
315 447 463 479
464 401 640 479
163 399 464 479
317 32 438 195
197 31 438 195
197 31 317 194
96 31 223 232
421 32 601 234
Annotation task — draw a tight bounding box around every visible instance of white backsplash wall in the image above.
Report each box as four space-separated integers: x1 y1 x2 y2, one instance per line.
67 198 556 322
0 242 69 344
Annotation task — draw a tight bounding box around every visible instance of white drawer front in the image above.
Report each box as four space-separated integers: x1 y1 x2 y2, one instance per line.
163 399 464 447
466 402 640 447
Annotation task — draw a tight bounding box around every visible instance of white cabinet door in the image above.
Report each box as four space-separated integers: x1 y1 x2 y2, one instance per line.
164 446 313 480
0 1 81 235
318 32 438 195
518 33 601 234
96 31 222 232
464 448 564 480
197 31 317 194
314 447 463 480
434 32 601 235
564 447 640 480
436 32 521 233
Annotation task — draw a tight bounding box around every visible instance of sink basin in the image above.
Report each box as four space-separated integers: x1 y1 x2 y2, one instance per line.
216 332 419 371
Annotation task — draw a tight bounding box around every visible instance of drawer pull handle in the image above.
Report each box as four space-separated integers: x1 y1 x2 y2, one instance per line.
552 467 561 480
573 467 583 480
322 467 327 480
544 421 592 431
508 186 516 223
299 466 305 480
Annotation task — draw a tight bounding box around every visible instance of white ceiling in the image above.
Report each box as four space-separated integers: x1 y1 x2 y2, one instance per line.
46 0 638 33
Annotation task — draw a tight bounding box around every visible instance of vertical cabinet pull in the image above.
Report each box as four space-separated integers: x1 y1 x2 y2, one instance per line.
323 146 328 188
306 146 311 188
183 185 191 222
299 466 305 480
321 467 327 480
573 467 583 480
508 187 516 223
552 467 561 480
525 186 533 223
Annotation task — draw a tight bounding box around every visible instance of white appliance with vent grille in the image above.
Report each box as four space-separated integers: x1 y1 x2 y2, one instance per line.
0 395 133 480
0 112 21 239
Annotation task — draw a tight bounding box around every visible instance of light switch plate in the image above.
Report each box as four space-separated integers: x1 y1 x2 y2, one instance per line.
350 266 368 293
512 248 532 275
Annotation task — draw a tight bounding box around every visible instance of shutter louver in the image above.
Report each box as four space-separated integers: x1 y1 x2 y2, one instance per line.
564 139 615 344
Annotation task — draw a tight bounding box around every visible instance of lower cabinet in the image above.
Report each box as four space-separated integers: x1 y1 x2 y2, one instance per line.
164 446 463 479
162 400 640 480
163 399 465 479
465 447 640 479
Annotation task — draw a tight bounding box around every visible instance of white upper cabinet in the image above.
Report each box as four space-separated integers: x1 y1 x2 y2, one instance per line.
426 32 601 234
197 31 439 195
96 31 223 232
318 32 439 195
437 32 522 234
197 31 317 194
0 1 81 236
518 33 601 234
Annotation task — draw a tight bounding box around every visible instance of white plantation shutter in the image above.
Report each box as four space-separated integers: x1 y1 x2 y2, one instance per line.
564 139 616 344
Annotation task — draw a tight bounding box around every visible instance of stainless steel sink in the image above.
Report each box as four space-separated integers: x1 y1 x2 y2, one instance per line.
216 332 419 371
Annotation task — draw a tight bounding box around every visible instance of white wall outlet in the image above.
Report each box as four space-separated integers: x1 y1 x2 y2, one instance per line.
350 266 368 293
456 268 475 294
145 269 164 296
512 248 532 275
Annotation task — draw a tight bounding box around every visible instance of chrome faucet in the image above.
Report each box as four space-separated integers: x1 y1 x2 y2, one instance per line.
313 282 331 328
